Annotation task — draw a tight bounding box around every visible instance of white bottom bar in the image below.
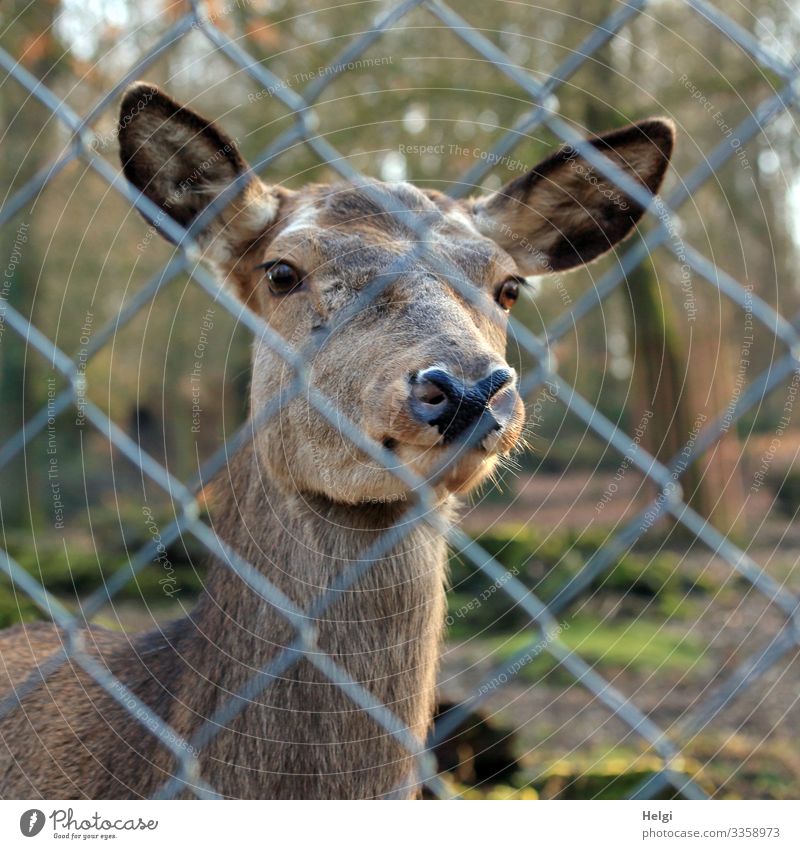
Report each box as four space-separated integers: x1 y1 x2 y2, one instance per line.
2 800 797 848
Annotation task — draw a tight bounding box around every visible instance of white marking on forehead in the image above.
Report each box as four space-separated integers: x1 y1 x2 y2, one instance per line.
242 190 280 230
446 208 481 235
276 204 320 238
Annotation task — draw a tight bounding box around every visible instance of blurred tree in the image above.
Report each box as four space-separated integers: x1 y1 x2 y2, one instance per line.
0 0 65 527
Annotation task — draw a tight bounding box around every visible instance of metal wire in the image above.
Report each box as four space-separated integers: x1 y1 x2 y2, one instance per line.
1 0 798 800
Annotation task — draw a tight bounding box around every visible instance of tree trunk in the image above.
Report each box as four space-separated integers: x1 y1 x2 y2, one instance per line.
0 0 63 528
627 259 743 534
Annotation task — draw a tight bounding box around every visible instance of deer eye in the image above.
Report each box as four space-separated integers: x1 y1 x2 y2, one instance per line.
496 277 521 311
259 261 303 296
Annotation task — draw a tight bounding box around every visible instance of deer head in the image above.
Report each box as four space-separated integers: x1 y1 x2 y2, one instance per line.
119 83 673 504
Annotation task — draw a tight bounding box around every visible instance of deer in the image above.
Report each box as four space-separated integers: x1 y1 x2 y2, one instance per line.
0 82 673 799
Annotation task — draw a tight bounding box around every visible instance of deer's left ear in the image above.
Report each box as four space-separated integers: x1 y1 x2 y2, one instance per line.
470 119 675 274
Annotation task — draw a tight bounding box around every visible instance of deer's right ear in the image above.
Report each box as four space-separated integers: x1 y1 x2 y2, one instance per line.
118 82 278 263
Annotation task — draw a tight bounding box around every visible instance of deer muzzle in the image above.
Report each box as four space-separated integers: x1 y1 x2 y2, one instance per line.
409 366 517 445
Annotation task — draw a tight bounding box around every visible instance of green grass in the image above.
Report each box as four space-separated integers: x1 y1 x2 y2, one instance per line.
446 522 719 639
480 615 706 682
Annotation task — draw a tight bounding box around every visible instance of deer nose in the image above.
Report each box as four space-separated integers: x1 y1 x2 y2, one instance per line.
409 366 514 443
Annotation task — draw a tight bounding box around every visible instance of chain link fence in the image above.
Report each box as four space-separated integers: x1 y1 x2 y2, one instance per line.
0 0 799 799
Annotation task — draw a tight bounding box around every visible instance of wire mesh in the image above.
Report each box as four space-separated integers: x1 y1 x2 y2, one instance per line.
0 0 798 800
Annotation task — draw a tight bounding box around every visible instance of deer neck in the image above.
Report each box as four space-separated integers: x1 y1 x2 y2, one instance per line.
182 443 451 708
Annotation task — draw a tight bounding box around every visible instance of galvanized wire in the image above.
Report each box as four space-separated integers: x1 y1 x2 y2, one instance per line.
0 0 798 800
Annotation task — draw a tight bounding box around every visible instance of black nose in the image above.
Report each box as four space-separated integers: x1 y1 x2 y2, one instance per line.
410 367 512 443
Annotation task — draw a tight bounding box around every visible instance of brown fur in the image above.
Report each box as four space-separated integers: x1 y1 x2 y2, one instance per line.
0 83 673 799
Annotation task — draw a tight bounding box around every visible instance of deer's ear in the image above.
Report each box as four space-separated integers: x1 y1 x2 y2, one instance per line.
471 119 674 274
118 82 277 258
